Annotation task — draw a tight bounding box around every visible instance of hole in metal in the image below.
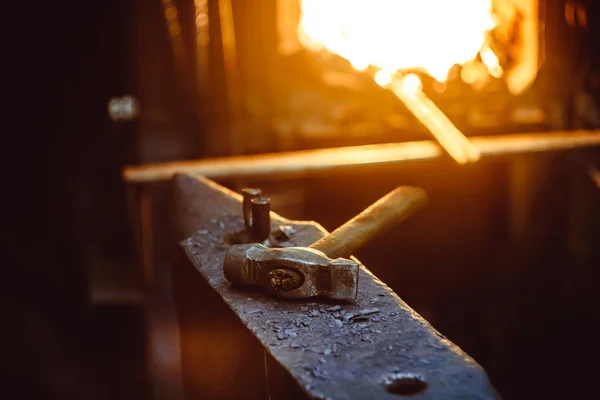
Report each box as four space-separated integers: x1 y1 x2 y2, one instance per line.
268 268 304 291
385 373 427 396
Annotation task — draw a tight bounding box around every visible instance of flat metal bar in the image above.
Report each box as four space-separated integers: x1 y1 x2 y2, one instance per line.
172 173 499 399
125 130 600 183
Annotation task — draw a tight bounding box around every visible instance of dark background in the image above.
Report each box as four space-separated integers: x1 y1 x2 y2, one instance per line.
11 1 144 398
9 1 600 399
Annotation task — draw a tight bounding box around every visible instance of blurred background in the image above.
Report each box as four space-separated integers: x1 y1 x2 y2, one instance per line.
11 0 600 399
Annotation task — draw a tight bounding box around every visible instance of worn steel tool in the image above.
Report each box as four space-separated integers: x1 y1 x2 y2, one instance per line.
176 174 499 399
223 186 428 301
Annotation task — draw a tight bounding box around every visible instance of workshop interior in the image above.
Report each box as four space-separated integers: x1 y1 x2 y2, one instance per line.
17 0 600 399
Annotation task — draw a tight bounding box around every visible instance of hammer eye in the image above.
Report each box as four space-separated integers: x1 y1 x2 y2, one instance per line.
268 268 304 291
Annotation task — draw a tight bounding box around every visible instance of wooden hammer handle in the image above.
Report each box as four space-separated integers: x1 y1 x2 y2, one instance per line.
309 187 428 259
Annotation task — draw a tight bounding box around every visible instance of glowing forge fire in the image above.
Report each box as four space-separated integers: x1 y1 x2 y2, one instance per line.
298 0 501 83
297 0 499 164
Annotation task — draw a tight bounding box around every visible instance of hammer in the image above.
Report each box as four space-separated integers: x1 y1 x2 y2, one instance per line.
223 186 428 301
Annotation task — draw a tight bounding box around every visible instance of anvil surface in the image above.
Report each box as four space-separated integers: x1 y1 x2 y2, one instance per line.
173 173 499 400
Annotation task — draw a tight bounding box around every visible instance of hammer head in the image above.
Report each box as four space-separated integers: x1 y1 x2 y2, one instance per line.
223 244 359 301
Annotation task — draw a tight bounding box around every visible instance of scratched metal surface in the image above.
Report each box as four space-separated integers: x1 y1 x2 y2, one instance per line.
175 173 499 400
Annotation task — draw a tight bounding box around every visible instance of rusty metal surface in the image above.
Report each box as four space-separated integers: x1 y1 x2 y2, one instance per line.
174 173 499 399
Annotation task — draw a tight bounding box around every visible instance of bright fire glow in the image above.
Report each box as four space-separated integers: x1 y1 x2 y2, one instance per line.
298 0 501 83
401 73 423 92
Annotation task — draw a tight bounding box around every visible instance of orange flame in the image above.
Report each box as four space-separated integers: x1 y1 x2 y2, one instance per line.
298 0 495 165
298 0 501 83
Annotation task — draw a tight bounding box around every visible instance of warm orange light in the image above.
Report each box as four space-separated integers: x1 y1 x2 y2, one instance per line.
374 70 392 87
390 78 481 164
298 0 500 82
298 0 494 165
401 74 423 92
480 45 503 78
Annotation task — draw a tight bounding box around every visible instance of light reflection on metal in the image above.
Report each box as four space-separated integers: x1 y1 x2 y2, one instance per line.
389 75 481 165
123 131 600 183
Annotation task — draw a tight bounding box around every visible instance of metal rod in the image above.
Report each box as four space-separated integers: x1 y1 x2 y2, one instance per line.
390 77 481 164
310 186 428 259
242 188 262 232
123 131 600 183
250 197 271 242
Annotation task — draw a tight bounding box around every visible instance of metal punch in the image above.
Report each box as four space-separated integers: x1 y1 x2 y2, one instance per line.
227 186 429 301
242 188 271 242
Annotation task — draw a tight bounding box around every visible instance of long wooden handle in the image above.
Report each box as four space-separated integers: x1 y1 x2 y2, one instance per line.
309 187 428 259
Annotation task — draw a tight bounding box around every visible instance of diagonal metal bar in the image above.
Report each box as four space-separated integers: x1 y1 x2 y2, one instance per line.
171 173 500 399
389 76 481 165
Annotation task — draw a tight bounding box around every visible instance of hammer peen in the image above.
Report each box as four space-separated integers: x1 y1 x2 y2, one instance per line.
223 186 428 301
